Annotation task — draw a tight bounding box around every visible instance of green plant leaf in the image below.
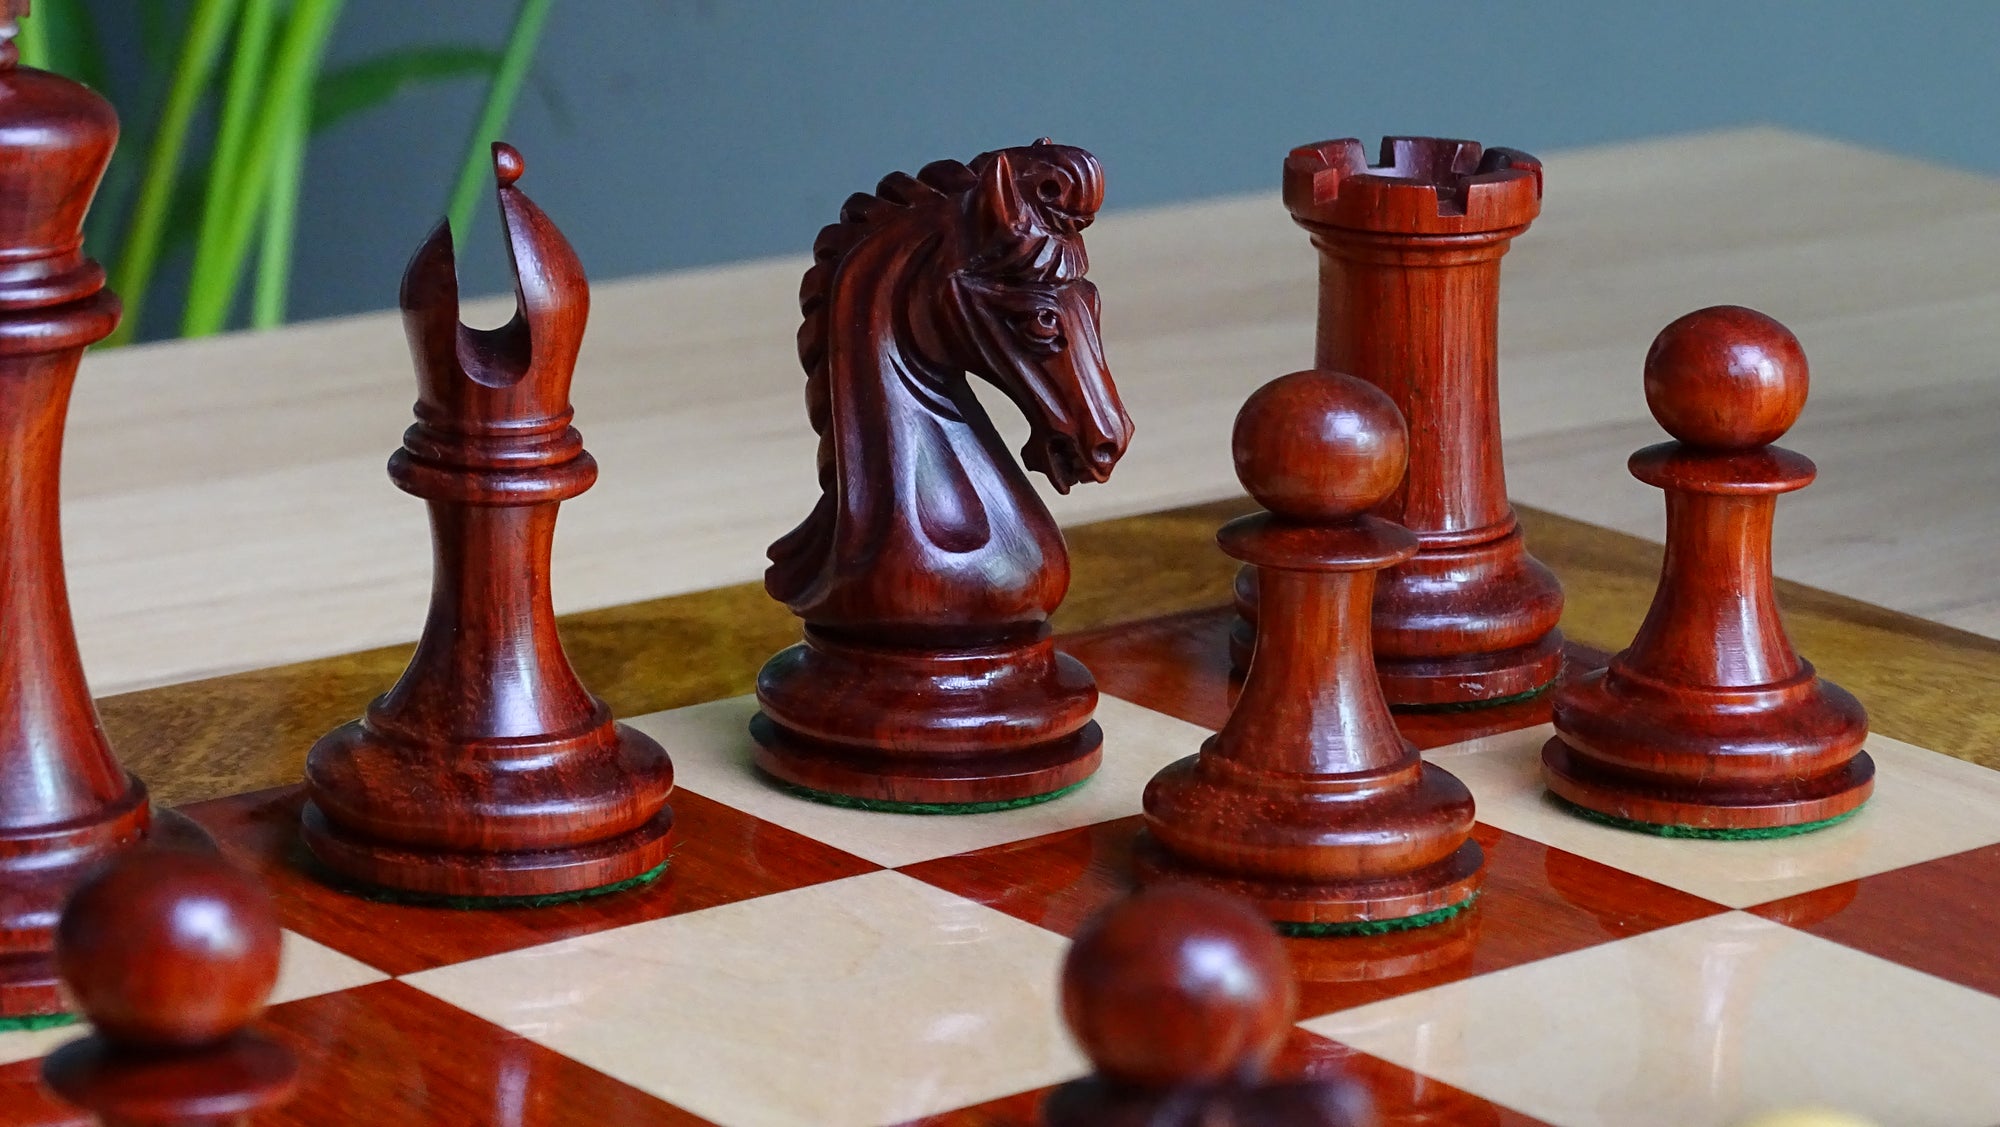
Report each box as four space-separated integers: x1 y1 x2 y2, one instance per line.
23 0 112 93
312 45 501 133
446 0 553 238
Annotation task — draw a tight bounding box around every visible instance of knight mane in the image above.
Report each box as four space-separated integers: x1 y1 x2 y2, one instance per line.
767 142 1105 603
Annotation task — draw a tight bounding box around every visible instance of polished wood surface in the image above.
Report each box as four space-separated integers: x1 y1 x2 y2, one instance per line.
1143 372 1481 925
752 140 1133 805
41 848 296 1126
1235 138 1563 705
30 129 2000 700
1046 886 1374 1126
1543 307 1874 830
301 144 675 898
0 39 158 1018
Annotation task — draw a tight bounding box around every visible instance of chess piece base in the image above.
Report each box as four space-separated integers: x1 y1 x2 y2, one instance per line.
302 716 676 899
43 1030 298 1122
0 808 214 1017
1541 663 1875 830
1140 748 1484 926
1371 527 1567 706
752 626 1102 805
1135 831 1483 927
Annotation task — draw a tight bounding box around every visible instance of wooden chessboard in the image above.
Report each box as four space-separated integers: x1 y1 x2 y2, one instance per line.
4 499 2000 1127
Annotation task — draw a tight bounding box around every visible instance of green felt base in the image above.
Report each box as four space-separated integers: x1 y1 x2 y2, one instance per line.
1394 682 1554 715
333 858 671 911
0 1011 78 1033
781 777 1089 815
1278 892 1478 938
1552 794 1865 839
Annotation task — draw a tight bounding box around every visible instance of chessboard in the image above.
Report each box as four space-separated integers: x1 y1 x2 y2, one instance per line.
3 499 1998 1127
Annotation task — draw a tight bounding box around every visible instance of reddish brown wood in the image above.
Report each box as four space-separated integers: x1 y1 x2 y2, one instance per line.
753 140 1134 806
0 38 205 1018
1141 371 1482 925
1234 137 1564 707
41 848 297 1126
1541 306 1874 830
1046 885 1376 1126
302 144 675 897
200 784 876 976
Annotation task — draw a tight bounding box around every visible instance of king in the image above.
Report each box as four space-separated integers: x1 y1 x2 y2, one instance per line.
752 141 1133 811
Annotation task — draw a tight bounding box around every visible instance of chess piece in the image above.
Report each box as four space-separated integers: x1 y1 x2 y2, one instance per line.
1234 137 1563 707
1046 885 1376 1126
41 848 297 1125
1141 370 1483 928
752 140 1134 808
0 13 213 1018
1542 306 1873 832
302 144 675 898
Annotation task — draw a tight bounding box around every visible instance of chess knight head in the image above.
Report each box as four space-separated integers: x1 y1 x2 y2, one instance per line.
769 138 1133 621
944 141 1132 493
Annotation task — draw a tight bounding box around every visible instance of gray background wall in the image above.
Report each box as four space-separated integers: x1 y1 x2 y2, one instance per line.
117 1 2000 334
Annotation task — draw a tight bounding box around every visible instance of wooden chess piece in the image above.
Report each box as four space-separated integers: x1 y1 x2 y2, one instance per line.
752 140 1134 809
1141 370 1483 928
302 144 675 898
41 848 297 1126
1541 306 1874 832
0 12 211 1018
1045 885 1377 1126
1234 137 1564 707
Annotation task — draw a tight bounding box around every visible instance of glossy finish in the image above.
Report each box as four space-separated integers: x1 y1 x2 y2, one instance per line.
1236 137 1564 706
302 145 675 898
0 523 1995 1124
1543 307 1874 830
41 848 297 1126
1144 372 1483 924
753 140 1134 805
0 39 159 1018
1048 886 1374 1126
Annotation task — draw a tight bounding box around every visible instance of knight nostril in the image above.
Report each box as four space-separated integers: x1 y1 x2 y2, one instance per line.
1091 441 1119 467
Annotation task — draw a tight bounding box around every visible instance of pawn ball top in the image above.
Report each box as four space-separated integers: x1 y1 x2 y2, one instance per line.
1061 885 1295 1088
1232 369 1407 522
56 848 283 1049
492 141 525 187
1644 305 1808 451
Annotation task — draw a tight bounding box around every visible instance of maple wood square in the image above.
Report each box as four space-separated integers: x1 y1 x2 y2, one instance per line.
1305 912 2000 1127
1750 840 2000 999
404 871 1085 1127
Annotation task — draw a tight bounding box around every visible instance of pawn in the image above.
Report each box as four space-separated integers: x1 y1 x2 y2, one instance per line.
41 849 297 1126
1045 885 1376 1126
1542 306 1873 833
302 144 675 898
1139 371 1483 930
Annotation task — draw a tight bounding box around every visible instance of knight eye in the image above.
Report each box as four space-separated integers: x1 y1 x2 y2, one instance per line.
1021 308 1063 342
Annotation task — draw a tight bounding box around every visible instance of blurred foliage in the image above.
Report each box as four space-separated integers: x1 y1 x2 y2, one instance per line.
13 0 551 343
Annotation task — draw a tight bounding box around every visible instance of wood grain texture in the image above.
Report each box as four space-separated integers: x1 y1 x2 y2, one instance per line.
1235 137 1563 705
47 129 2000 699
751 141 1132 805
1544 307 1874 829
1143 372 1482 925
70 493 2000 818
0 44 162 1019
42 849 297 1127
301 146 675 898
1048 887 1372 1126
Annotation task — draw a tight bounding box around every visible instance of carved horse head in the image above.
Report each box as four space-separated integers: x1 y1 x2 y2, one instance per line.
769 141 1133 630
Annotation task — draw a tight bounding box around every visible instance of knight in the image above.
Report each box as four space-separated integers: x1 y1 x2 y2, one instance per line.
751 140 1134 811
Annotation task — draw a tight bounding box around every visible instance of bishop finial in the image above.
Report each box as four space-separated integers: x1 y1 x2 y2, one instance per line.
493 141 525 187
